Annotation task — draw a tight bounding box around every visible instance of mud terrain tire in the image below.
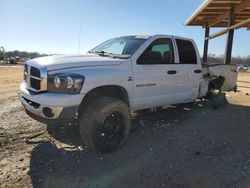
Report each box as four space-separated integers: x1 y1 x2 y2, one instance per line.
79 97 131 153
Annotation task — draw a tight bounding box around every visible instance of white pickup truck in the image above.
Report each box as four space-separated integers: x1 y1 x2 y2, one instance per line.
20 35 238 153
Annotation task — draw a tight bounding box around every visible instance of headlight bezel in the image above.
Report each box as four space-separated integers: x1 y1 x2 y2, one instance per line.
47 73 85 94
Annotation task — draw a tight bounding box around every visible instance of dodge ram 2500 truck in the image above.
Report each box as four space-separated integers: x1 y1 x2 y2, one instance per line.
20 35 238 153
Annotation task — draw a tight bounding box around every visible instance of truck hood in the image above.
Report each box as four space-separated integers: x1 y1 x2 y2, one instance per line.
27 54 123 71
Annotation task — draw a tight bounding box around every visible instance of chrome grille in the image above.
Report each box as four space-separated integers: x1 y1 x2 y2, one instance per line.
24 63 47 92
30 66 41 77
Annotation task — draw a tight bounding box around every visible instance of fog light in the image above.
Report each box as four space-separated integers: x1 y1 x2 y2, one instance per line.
42 107 54 118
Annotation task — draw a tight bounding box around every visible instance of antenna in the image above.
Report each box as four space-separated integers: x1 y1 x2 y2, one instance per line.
77 27 82 54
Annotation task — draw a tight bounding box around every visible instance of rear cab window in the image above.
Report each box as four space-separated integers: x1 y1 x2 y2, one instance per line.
175 39 197 64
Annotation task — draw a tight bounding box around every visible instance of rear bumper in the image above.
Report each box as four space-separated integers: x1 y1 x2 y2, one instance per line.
20 81 85 124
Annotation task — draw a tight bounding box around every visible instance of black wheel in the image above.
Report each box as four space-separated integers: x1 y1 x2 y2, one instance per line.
79 97 131 153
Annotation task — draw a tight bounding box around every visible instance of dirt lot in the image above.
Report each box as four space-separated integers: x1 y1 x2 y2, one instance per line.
0 66 250 188
0 66 23 103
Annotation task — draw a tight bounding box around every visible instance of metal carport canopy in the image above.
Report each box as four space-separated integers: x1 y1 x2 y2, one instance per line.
184 0 250 64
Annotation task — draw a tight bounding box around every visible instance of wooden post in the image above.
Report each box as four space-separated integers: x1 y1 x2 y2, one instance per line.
203 27 210 63
224 7 234 64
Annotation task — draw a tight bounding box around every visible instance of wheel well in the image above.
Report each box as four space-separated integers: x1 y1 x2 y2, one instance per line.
78 85 130 116
208 76 225 90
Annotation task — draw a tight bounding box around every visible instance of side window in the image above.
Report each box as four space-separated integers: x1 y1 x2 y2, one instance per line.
137 38 175 65
176 39 197 64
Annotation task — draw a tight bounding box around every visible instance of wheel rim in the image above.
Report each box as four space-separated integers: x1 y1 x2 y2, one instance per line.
100 111 125 146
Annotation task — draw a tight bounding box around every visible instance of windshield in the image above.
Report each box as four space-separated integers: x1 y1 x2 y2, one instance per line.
89 36 148 59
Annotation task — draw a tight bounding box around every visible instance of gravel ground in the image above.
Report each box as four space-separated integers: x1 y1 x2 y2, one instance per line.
0 68 250 188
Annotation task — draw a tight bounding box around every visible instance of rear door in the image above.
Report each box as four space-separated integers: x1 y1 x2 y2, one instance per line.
132 37 179 110
174 38 202 103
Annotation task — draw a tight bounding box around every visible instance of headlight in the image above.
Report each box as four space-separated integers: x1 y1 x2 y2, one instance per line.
48 73 84 94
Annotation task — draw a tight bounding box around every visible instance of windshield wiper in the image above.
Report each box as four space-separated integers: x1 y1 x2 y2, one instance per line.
91 51 116 58
89 51 130 59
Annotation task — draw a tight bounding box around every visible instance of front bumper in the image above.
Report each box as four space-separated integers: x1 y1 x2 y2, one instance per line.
20 81 85 124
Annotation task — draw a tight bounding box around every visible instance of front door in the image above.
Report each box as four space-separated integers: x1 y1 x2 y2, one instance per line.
132 37 179 110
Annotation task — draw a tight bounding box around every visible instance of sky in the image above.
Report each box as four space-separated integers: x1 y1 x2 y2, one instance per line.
1 0 250 56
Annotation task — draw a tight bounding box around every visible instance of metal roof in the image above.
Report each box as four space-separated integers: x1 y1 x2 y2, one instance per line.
185 0 250 29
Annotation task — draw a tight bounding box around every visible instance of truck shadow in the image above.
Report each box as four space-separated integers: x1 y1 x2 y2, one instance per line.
46 101 204 147
28 100 250 188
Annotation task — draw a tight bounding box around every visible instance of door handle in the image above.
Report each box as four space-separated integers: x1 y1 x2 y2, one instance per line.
194 69 202 73
167 70 177 75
